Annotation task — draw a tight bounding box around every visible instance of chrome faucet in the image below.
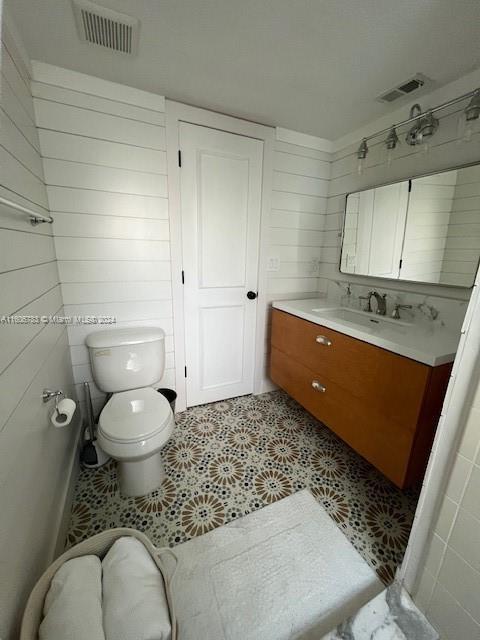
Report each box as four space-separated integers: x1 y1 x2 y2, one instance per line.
371 291 387 316
358 290 386 315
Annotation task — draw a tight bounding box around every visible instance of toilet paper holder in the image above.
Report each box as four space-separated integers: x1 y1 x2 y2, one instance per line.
42 388 65 417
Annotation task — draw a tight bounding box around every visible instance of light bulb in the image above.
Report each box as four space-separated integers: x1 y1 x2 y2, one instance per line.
463 89 480 142
463 117 479 142
457 113 466 143
384 126 399 167
464 122 474 142
356 139 368 175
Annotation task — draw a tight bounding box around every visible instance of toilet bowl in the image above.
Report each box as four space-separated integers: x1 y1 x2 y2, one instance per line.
86 327 175 497
98 387 175 497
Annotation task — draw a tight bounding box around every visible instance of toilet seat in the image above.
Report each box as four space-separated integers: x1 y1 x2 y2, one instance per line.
99 387 172 443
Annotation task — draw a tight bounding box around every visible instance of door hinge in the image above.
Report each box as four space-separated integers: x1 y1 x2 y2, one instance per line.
178 150 182 167
184 366 187 378
181 270 185 284
399 258 403 269
408 179 412 192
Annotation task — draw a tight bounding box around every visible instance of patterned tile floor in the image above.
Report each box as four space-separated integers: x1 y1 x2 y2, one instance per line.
67 391 418 585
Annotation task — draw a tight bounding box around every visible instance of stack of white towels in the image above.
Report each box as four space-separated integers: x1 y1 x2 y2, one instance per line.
39 537 172 640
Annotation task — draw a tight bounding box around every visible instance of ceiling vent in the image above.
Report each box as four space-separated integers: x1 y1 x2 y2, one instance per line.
376 74 433 104
72 0 139 55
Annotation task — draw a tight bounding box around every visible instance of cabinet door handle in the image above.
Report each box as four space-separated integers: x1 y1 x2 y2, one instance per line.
312 380 326 393
316 335 332 346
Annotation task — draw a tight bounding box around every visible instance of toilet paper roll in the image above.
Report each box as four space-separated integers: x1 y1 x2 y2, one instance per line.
51 398 76 428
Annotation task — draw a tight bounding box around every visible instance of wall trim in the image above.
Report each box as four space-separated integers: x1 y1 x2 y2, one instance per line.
165 100 275 412
276 127 333 152
30 60 165 112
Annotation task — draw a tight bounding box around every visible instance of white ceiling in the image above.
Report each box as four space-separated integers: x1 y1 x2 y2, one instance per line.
6 0 480 139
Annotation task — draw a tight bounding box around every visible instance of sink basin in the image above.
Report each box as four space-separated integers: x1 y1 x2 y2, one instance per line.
311 307 412 329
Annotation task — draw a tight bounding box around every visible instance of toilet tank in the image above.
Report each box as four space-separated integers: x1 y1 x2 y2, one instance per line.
86 327 165 393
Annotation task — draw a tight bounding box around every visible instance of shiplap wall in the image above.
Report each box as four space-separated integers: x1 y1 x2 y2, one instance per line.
441 164 480 286
31 62 174 415
402 170 457 283
31 63 332 400
0 17 79 639
268 138 330 297
262 133 331 388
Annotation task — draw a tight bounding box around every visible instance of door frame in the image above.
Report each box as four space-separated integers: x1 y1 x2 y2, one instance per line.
166 100 274 413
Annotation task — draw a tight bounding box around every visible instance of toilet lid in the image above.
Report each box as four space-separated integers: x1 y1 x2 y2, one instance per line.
99 387 172 443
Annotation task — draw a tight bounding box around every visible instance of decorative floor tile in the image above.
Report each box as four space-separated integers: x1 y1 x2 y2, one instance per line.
66 391 418 585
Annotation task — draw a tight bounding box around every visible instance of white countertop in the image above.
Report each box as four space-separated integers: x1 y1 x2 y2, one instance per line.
272 298 459 366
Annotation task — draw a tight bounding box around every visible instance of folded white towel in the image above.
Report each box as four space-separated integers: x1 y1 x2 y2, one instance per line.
39 555 105 640
102 536 171 640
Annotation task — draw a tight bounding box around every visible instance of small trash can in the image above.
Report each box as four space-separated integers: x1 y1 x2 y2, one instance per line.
157 388 177 413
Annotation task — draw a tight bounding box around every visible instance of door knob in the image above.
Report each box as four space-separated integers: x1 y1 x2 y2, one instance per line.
247 291 257 300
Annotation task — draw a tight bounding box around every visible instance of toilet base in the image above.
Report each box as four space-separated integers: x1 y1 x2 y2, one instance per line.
118 453 166 497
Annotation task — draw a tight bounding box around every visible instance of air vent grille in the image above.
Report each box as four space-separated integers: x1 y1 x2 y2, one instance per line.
72 0 139 55
377 74 433 104
381 89 404 103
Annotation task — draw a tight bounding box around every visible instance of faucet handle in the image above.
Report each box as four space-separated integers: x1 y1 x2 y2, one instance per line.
358 294 372 313
392 303 413 319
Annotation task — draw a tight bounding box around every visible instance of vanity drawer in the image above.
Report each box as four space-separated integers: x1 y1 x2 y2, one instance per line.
271 309 338 372
271 309 428 426
270 347 414 486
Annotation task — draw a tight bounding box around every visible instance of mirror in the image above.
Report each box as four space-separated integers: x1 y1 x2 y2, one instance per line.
340 164 480 287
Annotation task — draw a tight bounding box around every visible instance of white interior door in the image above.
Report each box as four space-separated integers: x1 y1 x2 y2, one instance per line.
179 122 264 407
368 182 409 278
356 182 409 278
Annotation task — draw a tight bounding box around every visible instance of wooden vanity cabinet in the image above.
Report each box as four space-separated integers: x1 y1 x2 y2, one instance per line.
270 309 452 489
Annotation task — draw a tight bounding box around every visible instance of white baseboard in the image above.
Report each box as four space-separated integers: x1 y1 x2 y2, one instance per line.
257 378 278 394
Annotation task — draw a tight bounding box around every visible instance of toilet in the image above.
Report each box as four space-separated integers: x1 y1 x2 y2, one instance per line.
85 327 175 497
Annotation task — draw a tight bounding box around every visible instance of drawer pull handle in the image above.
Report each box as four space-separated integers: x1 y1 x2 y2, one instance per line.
312 380 326 393
316 335 332 346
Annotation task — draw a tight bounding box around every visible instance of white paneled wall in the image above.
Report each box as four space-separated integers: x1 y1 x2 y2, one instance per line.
268 138 330 297
262 133 331 389
441 165 480 286
30 63 332 399
0 17 79 639
401 170 457 283
31 62 174 414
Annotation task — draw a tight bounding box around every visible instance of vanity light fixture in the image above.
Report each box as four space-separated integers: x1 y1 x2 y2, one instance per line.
356 138 368 175
354 86 480 168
